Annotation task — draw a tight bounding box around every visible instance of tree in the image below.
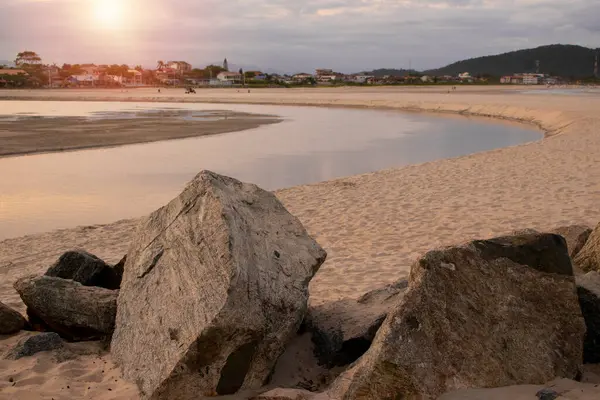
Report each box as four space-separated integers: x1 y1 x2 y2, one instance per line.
204 65 226 78
15 51 42 66
156 60 165 70
135 65 143 72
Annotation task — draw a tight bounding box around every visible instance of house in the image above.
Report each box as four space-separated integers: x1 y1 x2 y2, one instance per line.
315 69 333 76
0 69 29 87
420 75 434 83
0 68 28 76
217 71 242 84
458 72 473 82
352 74 374 84
522 73 544 85
500 75 523 84
167 61 192 74
127 69 143 85
292 73 313 83
66 74 98 86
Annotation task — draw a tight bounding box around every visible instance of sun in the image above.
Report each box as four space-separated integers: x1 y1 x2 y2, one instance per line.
93 0 123 28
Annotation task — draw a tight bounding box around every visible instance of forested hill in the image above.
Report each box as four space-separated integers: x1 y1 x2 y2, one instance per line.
424 45 598 78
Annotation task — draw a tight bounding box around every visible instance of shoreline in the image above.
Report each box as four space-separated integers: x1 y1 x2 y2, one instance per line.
0 110 281 158
1 89 554 137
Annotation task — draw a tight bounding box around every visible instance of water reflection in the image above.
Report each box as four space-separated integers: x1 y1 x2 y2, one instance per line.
0 102 541 239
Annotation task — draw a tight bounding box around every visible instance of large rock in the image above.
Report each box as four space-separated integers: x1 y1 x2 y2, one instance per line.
0 301 27 334
576 271 600 363
551 225 592 260
575 223 600 273
5 332 63 360
306 280 407 367
46 250 122 290
253 388 328 400
330 233 585 400
14 275 118 341
111 171 327 399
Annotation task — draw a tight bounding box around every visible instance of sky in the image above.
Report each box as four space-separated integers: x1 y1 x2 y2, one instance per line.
1 0 599 73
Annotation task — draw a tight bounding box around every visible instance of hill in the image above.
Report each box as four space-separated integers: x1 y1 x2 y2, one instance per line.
424 45 598 78
358 68 417 77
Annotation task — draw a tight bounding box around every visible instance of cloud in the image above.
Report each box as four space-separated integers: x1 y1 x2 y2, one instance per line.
1 0 598 72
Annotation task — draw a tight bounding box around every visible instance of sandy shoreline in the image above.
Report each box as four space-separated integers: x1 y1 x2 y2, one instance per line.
1 87 600 399
0 109 280 158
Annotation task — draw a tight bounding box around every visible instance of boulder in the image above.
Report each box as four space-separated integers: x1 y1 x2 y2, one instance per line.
0 301 27 334
113 254 127 280
253 388 327 400
14 275 118 341
575 223 600 273
576 271 600 363
551 225 592 260
329 233 585 400
111 171 327 400
5 332 63 360
46 250 122 290
306 280 407 367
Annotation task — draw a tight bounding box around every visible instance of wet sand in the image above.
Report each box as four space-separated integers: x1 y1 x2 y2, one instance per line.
1 87 600 399
0 109 280 157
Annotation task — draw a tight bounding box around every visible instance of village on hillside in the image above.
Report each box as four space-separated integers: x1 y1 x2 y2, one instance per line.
0 51 583 89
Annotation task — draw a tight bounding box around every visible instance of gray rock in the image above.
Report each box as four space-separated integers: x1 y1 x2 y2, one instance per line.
552 225 593 260
5 332 63 360
536 388 559 400
46 250 122 290
14 275 118 341
111 170 326 400
576 271 600 363
0 301 27 334
329 233 585 400
574 223 600 273
253 388 327 400
306 280 407 367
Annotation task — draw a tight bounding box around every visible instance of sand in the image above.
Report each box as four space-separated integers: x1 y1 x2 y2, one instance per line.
1 86 600 399
0 110 280 157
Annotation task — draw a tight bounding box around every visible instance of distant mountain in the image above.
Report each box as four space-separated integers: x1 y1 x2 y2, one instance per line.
0 60 14 67
424 44 598 78
358 68 417 77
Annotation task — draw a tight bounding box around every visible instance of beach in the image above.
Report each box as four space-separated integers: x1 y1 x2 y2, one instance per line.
1 86 600 399
0 108 279 157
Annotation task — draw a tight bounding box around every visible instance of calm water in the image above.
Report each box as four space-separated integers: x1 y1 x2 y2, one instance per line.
0 101 540 239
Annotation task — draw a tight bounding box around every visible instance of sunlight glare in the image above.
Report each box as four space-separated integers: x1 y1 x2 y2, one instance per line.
93 0 124 28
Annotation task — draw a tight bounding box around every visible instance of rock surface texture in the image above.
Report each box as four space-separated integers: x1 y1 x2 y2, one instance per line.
0 301 27 334
576 271 600 363
551 225 592 260
306 280 407 367
14 275 118 341
575 223 600 273
5 332 63 360
329 233 585 400
45 250 122 290
111 171 326 400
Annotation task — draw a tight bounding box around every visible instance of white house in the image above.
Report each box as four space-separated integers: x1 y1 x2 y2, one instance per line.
352 75 374 83
522 73 544 85
421 75 433 83
217 71 242 83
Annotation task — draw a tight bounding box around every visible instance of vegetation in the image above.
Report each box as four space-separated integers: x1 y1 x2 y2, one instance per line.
424 44 599 78
15 51 42 66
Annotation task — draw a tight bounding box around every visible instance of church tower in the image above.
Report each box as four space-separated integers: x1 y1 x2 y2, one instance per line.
223 58 229 72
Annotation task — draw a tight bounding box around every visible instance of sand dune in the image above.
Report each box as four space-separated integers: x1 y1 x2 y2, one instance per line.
1 86 600 399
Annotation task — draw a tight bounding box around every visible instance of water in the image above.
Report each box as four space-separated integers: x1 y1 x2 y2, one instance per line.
521 87 600 96
0 101 540 239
